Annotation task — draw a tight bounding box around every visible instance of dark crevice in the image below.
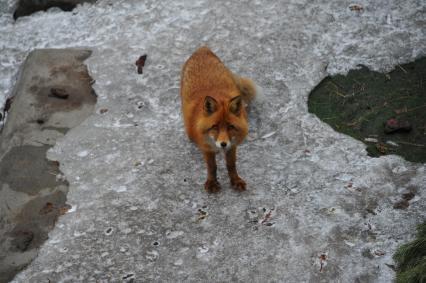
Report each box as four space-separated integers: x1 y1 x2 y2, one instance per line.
14 0 97 20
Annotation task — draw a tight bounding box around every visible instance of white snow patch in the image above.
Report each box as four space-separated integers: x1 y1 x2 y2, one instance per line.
77 150 89 157
113 186 128 193
166 230 184 239
261 131 276 139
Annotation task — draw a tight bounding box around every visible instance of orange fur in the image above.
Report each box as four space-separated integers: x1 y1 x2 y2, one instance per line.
180 47 258 193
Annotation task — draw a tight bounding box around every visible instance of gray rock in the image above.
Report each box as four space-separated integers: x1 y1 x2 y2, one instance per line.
0 49 96 283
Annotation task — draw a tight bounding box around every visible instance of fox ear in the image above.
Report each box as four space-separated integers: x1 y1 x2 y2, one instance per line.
229 95 242 115
204 96 218 114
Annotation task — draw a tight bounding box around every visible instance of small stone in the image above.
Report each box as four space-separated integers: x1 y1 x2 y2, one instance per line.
105 228 113 235
361 248 374 259
374 250 385 256
384 118 412 134
349 4 364 12
393 200 409 209
135 55 147 74
402 192 415 201
49 88 69 99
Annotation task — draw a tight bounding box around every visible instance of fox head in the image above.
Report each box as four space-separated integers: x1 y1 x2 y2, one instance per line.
198 94 248 151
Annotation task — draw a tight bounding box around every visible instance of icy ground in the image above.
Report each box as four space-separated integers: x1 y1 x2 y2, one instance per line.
1 0 425 282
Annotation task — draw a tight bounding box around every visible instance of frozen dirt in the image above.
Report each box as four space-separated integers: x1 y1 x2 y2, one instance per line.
0 0 425 282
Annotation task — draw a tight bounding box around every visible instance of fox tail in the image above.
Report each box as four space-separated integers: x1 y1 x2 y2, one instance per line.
233 75 265 104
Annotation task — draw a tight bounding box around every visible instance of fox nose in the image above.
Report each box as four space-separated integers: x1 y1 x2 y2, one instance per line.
220 142 227 148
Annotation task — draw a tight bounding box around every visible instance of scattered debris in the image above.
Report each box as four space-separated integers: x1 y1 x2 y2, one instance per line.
386 140 399 147
365 208 377 215
319 254 327 272
393 200 409 210
394 106 407 114
344 240 355 247
39 202 55 215
196 208 208 222
1 97 13 123
99 108 108 114
384 118 412 134
59 204 72 215
364 137 378 143
49 88 69 99
261 131 276 139
122 273 135 283
374 250 385 256
146 250 159 261
259 208 275 226
198 245 209 254
397 141 425 147
375 143 388 154
105 227 113 235
260 210 272 224
349 4 364 12
397 64 408 74
385 263 397 271
361 248 374 259
4 97 13 112
135 54 147 74
392 191 416 210
402 192 415 201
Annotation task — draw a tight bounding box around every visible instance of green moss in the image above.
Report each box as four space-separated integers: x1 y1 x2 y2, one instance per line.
393 221 426 283
308 57 426 163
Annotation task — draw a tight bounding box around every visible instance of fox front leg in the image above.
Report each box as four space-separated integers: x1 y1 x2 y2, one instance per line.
203 151 221 193
226 147 246 191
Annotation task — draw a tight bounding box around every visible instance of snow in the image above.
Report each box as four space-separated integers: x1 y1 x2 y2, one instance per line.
0 0 424 282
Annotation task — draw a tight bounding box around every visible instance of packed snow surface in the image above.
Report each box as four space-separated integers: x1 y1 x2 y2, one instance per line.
0 0 425 282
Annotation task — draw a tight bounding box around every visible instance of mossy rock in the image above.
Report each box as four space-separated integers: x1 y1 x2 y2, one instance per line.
308 57 426 163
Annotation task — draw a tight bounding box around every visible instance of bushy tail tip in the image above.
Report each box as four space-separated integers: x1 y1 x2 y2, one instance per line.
235 76 265 104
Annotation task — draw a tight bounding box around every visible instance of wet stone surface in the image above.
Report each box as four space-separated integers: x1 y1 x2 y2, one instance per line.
0 145 65 195
0 49 96 283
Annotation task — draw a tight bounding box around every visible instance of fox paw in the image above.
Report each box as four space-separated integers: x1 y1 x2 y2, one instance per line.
231 177 246 192
204 179 221 193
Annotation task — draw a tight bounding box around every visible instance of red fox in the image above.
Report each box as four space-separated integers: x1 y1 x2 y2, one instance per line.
180 47 261 193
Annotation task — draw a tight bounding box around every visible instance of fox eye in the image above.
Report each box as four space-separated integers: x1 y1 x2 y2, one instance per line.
210 124 218 130
228 124 237 131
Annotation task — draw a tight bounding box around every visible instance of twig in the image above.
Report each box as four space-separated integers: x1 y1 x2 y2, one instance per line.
397 141 425 147
329 80 348 94
397 64 408 74
407 104 426 112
